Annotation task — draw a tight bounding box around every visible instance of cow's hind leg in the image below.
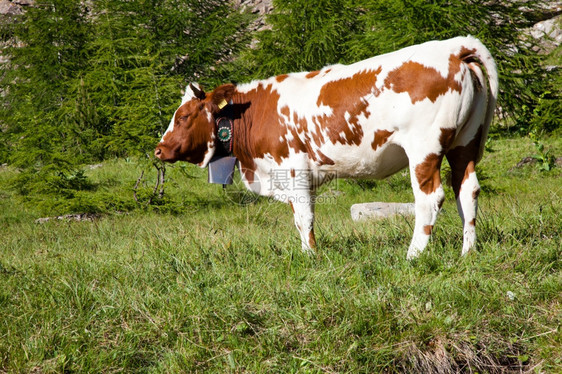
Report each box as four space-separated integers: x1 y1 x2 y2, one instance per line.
407 153 446 260
446 133 482 256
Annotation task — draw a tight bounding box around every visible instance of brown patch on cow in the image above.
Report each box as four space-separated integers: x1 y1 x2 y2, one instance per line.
290 169 296 178
289 201 295 213
384 48 477 104
308 228 317 249
316 150 335 165
239 165 256 184
287 126 335 166
316 68 382 146
457 47 477 63
306 70 320 79
423 225 433 235
468 219 476 227
472 188 480 200
415 153 443 194
439 128 456 152
461 161 476 186
325 69 331 74
384 61 459 103
308 118 326 147
371 129 394 151
231 84 289 183
276 74 289 83
290 111 321 146
286 128 308 156
446 127 482 198
242 85 286 166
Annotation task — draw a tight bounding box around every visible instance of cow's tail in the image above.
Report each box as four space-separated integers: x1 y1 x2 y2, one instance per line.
460 36 499 163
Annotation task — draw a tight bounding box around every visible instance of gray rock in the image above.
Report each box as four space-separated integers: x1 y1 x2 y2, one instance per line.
0 0 23 16
530 15 562 53
351 202 415 222
35 213 101 224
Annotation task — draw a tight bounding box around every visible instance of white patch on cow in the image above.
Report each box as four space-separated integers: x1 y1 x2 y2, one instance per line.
161 110 177 142
236 80 262 94
457 170 479 255
198 136 216 168
407 181 445 260
285 130 295 142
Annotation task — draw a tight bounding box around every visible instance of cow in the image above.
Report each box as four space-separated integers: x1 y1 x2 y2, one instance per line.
155 36 498 259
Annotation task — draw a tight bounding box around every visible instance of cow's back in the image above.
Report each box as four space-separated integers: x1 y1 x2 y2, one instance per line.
234 36 496 187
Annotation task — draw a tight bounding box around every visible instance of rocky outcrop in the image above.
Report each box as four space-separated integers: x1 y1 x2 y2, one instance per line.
530 14 562 54
0 0 33 16
233 0 273 33
233 0 272 15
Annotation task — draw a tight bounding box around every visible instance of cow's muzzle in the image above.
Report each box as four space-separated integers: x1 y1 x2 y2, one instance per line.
154 145 179 163
154 147 163 159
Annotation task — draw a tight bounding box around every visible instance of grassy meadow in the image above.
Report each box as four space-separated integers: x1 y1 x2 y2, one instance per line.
0 135 561 373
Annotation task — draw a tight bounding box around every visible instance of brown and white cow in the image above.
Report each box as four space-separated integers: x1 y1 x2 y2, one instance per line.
155 36 498 259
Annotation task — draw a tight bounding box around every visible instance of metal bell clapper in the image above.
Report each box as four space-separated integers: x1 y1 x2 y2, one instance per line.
208 156 237 187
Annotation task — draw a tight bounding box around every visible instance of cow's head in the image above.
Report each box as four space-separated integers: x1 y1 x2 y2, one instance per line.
154 82 236 166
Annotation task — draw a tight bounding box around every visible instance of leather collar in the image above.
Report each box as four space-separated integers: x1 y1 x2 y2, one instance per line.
215 101 234 156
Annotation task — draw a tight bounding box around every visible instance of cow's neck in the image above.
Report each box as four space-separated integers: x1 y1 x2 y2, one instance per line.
229 87 272 184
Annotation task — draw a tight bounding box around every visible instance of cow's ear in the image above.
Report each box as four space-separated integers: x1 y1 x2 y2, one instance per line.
209 84 236 112
189 83 206 100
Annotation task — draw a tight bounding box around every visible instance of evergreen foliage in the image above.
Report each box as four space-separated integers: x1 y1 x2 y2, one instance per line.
0 0 560 215
0 0 252 213
246 0 560 134
0 0 91 170
0 0 252 167
244 0 362 74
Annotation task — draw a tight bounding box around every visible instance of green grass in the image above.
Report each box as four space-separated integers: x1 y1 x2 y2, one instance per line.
0 135 561 373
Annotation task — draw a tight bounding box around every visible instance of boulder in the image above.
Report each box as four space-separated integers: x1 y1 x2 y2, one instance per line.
351 202 415 222
0 0 23 16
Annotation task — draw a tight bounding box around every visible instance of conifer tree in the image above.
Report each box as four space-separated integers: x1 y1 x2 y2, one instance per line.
247 0 559 133
0 0 92 169
0 0 252 212
93 0 252 157
244 0 361 76
0 0 252 167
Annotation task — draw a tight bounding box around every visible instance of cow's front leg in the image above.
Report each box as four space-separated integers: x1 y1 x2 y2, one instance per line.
288 192 316 254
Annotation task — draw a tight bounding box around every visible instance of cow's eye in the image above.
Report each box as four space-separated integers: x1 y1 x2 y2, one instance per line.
179 115 188 121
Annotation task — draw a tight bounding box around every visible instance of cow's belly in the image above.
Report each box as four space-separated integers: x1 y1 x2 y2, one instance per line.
318 142 409 180
248 141 410 197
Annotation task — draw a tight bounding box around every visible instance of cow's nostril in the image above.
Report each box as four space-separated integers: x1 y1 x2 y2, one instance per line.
155 148 162 158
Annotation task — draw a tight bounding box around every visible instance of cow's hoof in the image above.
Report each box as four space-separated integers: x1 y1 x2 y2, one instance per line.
407 247 422 260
